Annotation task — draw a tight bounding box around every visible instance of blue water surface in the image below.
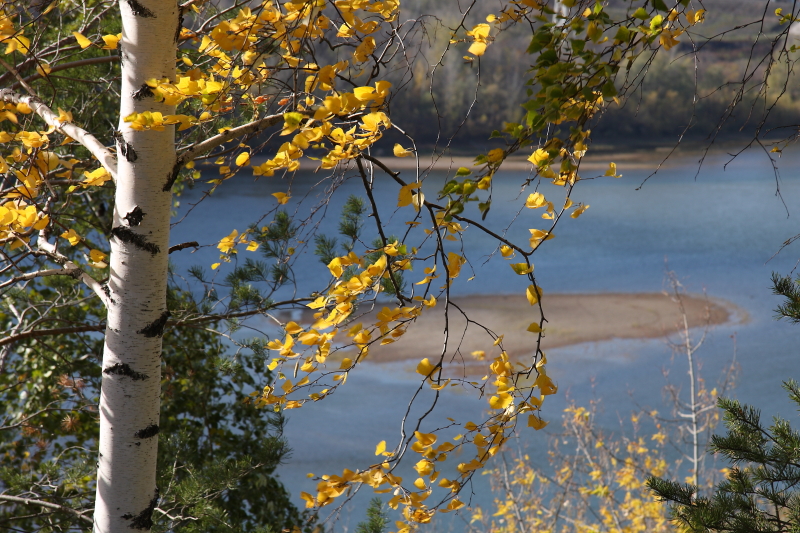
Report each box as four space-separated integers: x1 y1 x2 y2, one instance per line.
169 147 800 529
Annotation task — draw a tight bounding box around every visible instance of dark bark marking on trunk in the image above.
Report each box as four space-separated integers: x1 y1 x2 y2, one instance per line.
121 488 159 530
132 84 154 101
125 0 156 18
133 424 159 439
123 206 146 226
162 159 182 192
111 227 160 255
137 310 170 338
174 12 184 43
114 131 138 162
103 363 149 381
101 283 116 304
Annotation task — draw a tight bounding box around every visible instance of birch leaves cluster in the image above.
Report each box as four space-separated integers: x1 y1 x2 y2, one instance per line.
0 0 709 530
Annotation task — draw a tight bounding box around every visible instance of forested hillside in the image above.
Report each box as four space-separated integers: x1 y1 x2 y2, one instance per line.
383 0 800 150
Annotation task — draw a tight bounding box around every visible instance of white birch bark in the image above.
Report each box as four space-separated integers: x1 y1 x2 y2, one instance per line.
94 1 178 531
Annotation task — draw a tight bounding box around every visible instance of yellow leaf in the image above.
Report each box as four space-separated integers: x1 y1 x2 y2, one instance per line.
82 167 111 187
487 148 504 163
467 41 487 56
101 34 121 50
235 152 250 166
510 263 533 275
527 414 548 430
285 321 303 335
397 183 421 207
393 143 413 157
35 62 51 77
415 459 434 476
528 148 550 166
33 214 49 230
525 192 547 209
529 229 554 248
327 257 343 277
446 252 465 279
217 229 238 253
416 358 435 377
571 204 589 219
211 263 221 270
535 371 558 395
527 322 542 333
489 393 513 410
526 284 543 306
604 162 621 178
72 31 92 49
89 249 107 263
375 440 386 456
500 245 514 258
5 35 30 55
415 431 437 447
272 192 290 204
60 229 80 246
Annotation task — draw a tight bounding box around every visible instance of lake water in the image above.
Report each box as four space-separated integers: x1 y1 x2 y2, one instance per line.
170 148 800 529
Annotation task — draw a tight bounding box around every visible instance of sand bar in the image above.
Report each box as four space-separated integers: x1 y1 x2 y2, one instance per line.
343 292 744 370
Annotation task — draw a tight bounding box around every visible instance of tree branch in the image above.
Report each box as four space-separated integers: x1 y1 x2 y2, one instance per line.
35 235 111 308
0 267 81 290
0 324 105 347
0 297 315 347
16 55 120 88
0 495 93 525
166 113 284 191
361 154 532 257
168 241 199 254
0 88 117 182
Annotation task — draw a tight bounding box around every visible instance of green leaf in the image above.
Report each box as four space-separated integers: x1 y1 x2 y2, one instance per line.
652 0 669 11
613 26 631 43
601 80 617 98
649 14 664 31
456 167 472 177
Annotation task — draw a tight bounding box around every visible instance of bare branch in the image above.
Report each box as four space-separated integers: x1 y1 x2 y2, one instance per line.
0 495 93 525
0 267 81 290
17 55 119 88
0 297 315 347
168 241 199 254
0 324 105 347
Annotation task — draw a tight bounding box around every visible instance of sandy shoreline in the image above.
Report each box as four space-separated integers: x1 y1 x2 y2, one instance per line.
373 148 716 173
244 146 714 175
335 292 745 369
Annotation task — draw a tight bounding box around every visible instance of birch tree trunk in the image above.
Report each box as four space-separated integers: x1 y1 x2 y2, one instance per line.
94 1 177 531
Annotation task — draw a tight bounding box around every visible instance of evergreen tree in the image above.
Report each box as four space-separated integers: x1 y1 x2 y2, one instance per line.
355 498 389 533
647 274 800 532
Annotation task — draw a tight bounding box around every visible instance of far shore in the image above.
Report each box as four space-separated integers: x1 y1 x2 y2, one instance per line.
236 142 776 178
327 292 745 373
370 147 722 172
